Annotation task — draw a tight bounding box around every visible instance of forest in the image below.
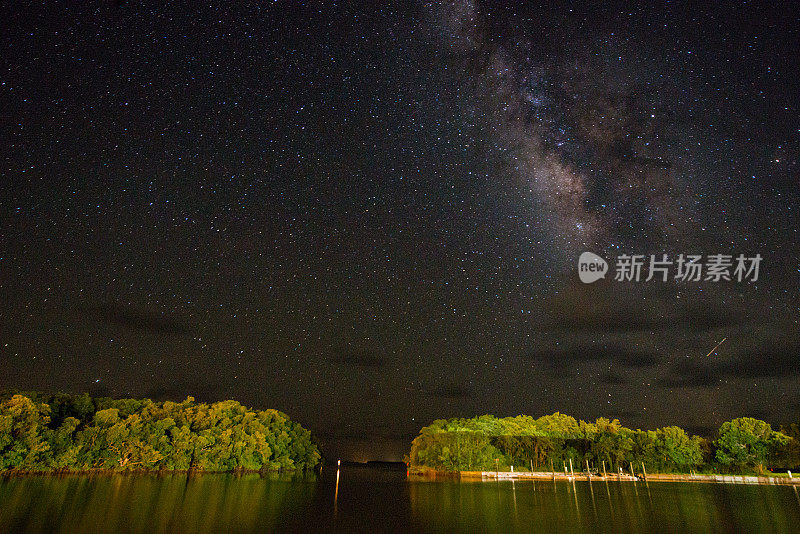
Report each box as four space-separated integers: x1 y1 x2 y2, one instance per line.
407 414 800 475
0 392 321 472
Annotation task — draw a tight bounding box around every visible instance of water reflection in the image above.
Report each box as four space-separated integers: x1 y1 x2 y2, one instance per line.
409 478 800 533
333 465 340 517
2 468 800 533
0 472 316 534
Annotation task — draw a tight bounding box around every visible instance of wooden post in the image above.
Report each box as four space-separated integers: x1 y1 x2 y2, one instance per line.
602 460 607 478
569 458 574 478
530 459 534 473
641 462 647 481
629 462 635 479
551 460 555 481
586 459 591 479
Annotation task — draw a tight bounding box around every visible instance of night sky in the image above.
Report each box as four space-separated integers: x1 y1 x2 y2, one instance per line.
2 1 799 461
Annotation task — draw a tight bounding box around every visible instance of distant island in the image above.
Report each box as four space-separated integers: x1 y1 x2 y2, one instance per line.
0 392 321 473
407 414 800 476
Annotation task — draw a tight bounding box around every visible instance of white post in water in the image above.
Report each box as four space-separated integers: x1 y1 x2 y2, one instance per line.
569 458 574 478
789 471 793 479
511 465 514 473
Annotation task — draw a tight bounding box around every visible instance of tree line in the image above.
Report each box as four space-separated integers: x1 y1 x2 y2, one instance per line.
407 413 800 475
0 392 322 472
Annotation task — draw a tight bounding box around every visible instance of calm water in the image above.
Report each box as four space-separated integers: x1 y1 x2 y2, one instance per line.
3 465 800 533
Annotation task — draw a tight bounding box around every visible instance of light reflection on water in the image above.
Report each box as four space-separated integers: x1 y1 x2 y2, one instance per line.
0 472 317 533
409 476 800 533
2 466 800 533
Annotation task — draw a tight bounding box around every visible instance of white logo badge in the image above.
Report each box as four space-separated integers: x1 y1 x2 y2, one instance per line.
578 252 608 283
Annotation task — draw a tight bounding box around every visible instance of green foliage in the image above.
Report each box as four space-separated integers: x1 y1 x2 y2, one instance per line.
777 423 800 469
408 413 791 475
0 393 321 472
714 418 790 474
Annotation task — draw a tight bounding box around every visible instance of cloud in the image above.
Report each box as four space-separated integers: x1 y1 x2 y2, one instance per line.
530 283 744 334
86 303 190 335
599 371 628 385
427 385 473 400
657 339 800 388
656 360 719 388
608 410 641 422
328 350 386 369
721 342 800 379
522 343 658 369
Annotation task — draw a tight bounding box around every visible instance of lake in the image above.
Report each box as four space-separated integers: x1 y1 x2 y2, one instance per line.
2 465 800 533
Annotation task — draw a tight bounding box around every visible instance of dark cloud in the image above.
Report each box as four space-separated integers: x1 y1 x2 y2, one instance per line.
684 307 742 332
722 342 800 379
656 361 719 388
85 303 190 335
522 343 658 369
427 385 473 400
657 340 800 388
328 350 386 369
530 282 746 334
599 371 628 385
538 300 743 334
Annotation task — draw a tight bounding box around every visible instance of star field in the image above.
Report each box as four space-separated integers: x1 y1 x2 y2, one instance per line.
2 1 799 460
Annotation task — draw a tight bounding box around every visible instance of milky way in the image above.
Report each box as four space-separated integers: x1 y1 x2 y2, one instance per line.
2 0 798 460
431 0 701 255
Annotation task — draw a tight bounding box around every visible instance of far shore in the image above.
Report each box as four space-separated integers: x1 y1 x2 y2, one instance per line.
0 467 312 478
410 469 800 485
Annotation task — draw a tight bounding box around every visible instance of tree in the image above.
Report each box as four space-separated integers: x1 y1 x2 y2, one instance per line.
0 395 51 470
715 418 790 474
0 392 322 473
652 426 703 472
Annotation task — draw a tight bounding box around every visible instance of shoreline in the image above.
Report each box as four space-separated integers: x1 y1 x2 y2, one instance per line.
0 467 312 479
410 469 800 485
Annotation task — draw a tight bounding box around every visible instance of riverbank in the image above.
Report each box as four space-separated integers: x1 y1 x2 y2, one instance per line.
410 469 800 485
0 466 316 478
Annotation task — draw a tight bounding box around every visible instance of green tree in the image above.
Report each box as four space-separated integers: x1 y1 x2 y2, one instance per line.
715 418 790 474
